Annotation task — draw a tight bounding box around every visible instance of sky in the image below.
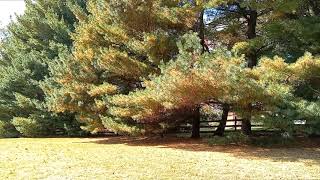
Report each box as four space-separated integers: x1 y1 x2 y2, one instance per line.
0 0 26 28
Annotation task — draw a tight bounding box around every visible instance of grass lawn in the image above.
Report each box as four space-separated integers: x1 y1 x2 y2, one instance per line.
0 137 319 179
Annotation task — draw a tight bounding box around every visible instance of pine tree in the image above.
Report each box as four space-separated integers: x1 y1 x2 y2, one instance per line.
201 0 320 134
110 33 320 136
44 0 201 134
46 0 320 136
0 0 87 137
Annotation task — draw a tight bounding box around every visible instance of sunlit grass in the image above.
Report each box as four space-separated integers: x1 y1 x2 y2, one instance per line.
0 137 319 179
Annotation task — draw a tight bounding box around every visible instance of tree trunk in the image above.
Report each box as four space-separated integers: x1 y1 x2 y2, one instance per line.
241 119 252 135
246 10 258 68
214 104 230 136
190 9 207 139
242 10 258 135
247 52 258 68
191 106 201 139
194 9 209 53
198 10 209 53
242 102 254 135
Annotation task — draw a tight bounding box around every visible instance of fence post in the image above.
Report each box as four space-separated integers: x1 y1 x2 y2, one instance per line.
234 116 237 131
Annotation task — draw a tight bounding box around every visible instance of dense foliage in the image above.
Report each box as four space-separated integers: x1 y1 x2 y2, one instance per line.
0 0 88 137
43 0 200 133
0 0 319 138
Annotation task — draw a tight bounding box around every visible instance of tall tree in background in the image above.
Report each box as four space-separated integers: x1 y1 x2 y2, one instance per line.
0 0 87 137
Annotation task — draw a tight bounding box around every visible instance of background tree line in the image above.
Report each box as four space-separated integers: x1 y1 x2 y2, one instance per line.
0 0 319 138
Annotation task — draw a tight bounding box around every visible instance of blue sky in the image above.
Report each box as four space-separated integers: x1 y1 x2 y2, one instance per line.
0 0 26 28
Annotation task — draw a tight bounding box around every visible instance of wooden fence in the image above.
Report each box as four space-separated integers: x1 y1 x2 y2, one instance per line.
96 112 265 136
177 112 264 134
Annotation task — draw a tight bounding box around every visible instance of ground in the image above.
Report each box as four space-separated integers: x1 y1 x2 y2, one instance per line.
0 137 319 179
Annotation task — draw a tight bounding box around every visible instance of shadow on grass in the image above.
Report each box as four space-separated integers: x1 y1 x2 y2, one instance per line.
80 136 320 165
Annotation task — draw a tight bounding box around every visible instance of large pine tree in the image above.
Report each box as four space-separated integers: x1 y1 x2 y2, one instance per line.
44 0 201 134
0 0 87 137
201 0 320 134
108 0 320 136
45 0 320 137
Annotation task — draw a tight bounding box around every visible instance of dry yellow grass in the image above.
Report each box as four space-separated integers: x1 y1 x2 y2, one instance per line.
0 137 319 180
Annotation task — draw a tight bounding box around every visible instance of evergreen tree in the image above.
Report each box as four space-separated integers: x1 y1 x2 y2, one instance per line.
201 0 320 134
111 33 320 136
2 0 317 138
0 0 87 137
46 0 320 137
44 0 201 134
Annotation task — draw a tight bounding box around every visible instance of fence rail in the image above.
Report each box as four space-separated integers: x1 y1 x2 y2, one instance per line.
177 113 264 134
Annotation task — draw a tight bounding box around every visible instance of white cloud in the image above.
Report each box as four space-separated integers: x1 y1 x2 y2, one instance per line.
0 1 26 28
